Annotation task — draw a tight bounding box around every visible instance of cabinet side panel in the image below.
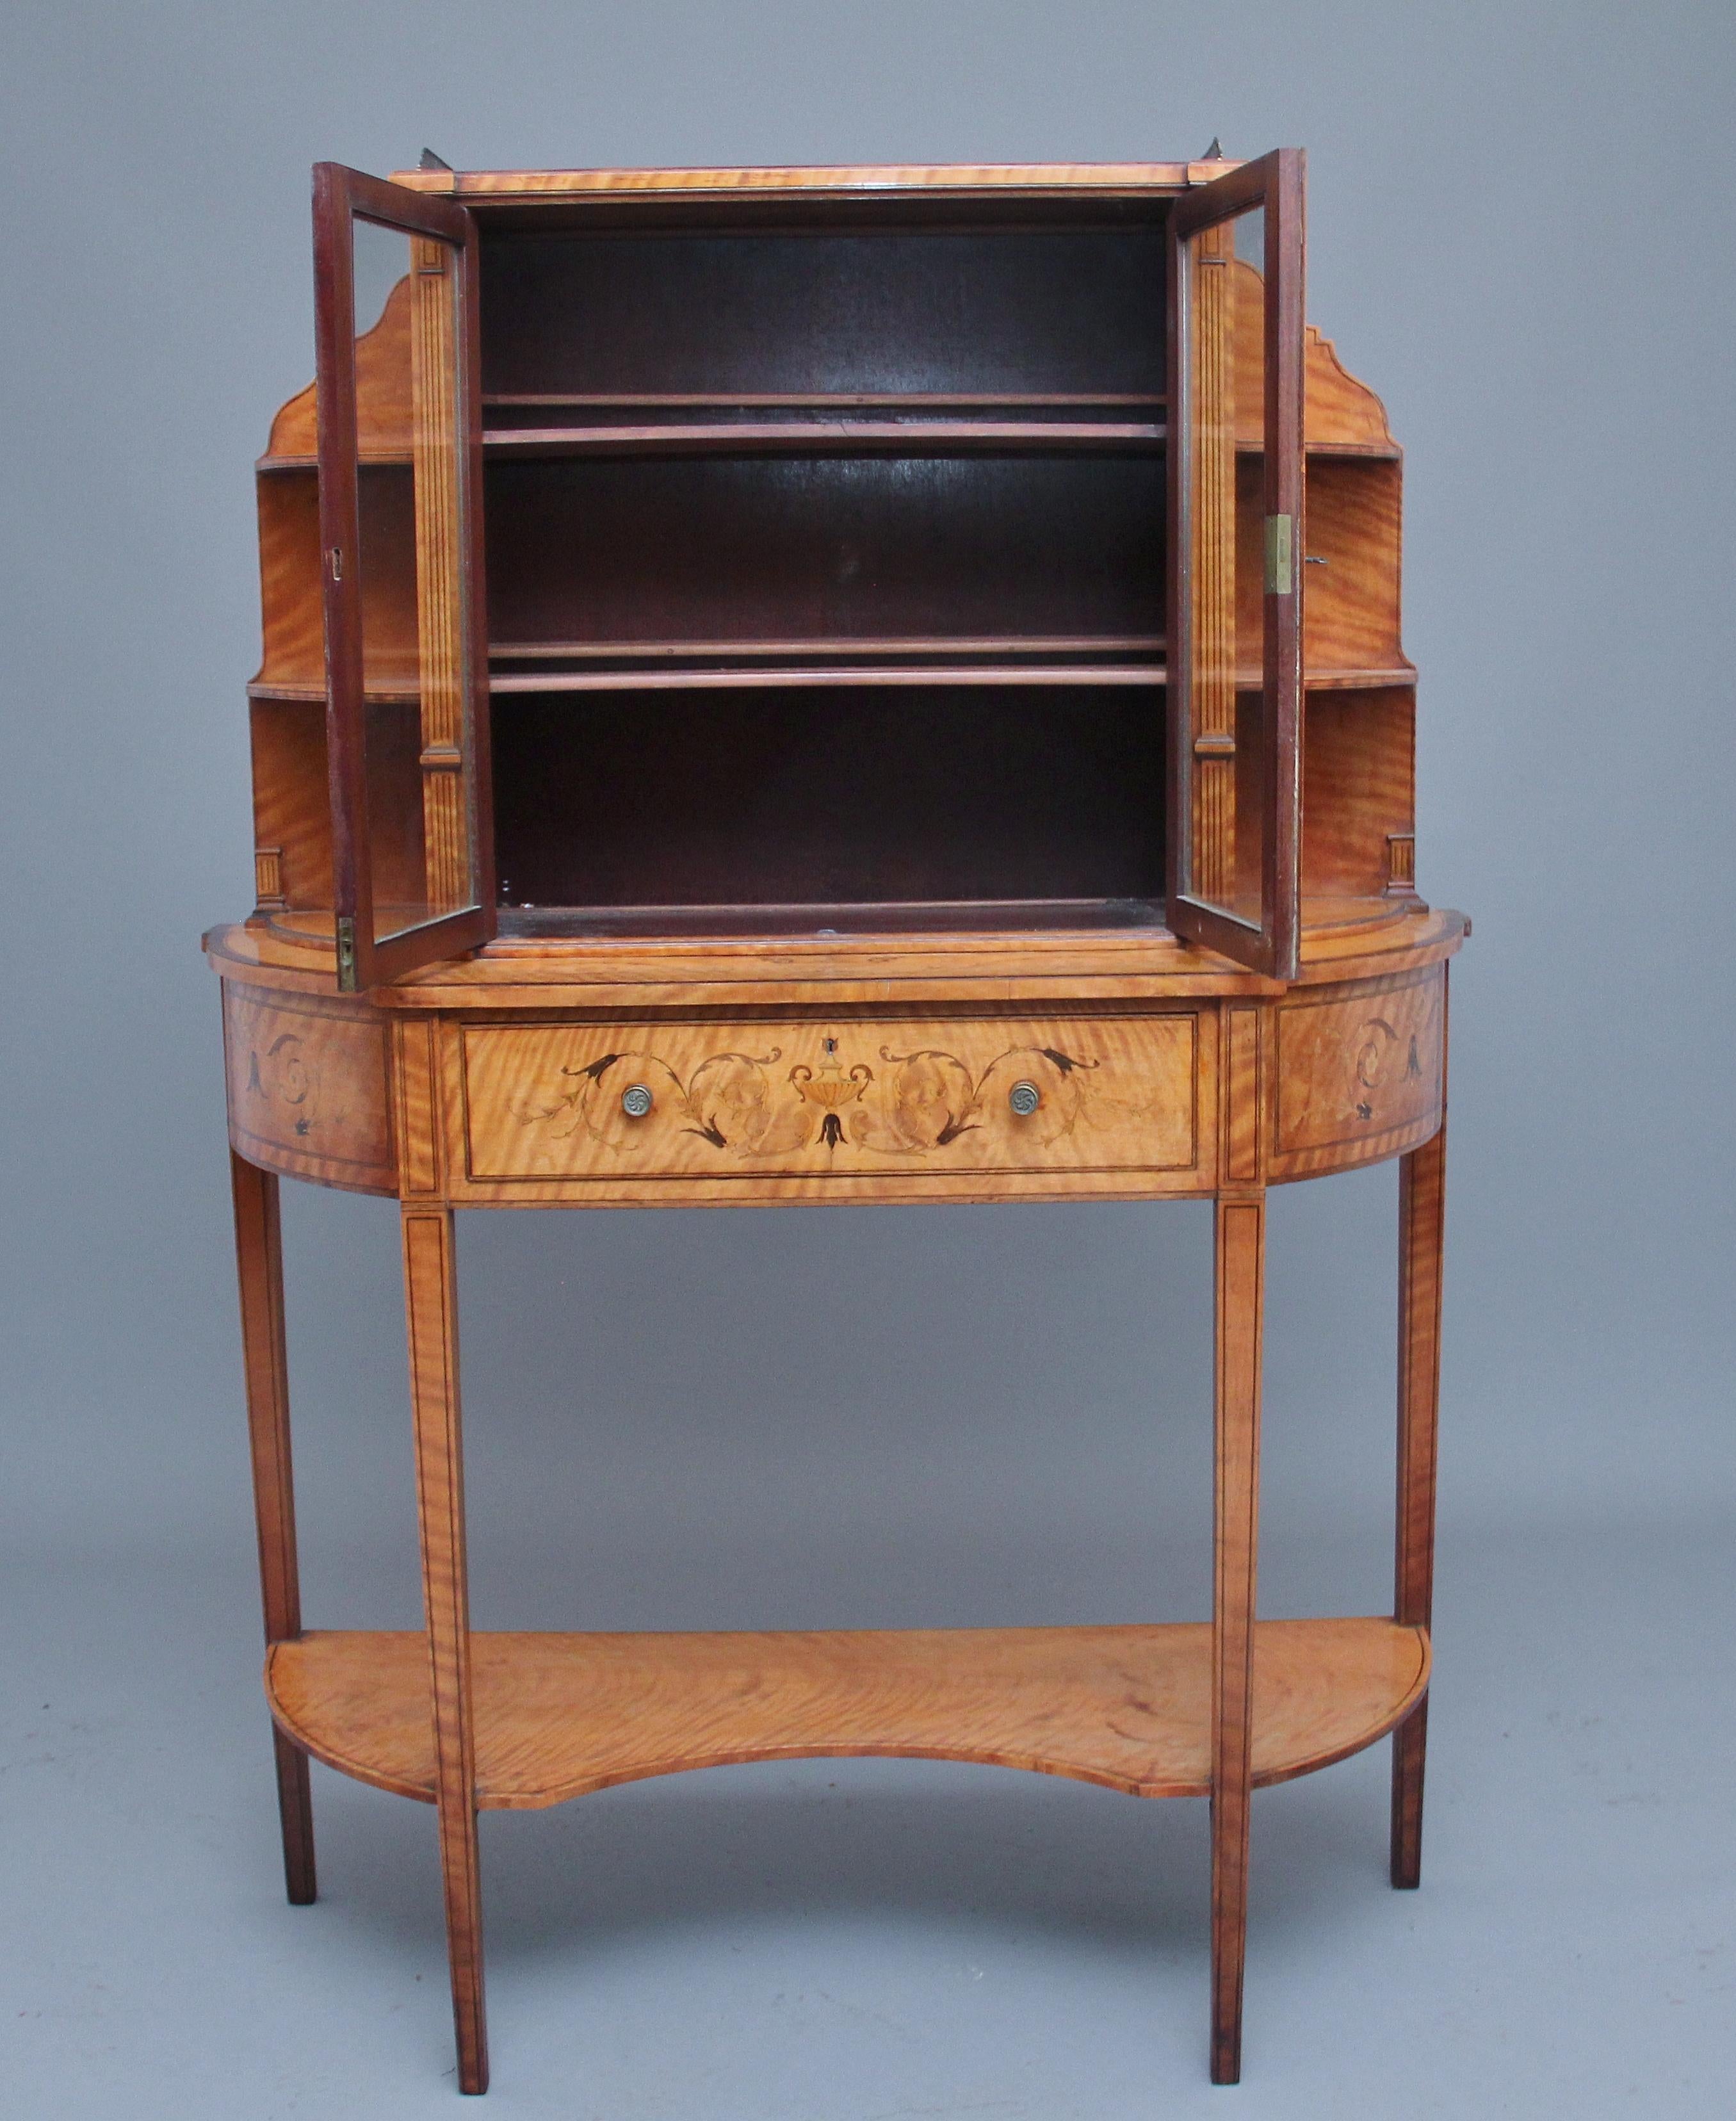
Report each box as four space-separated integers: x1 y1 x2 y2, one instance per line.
1301 687 1415 900
256 472 325 688
1234 276 1397 454
250 700 334 910
266 275 417 461
1302 328 1395 451
1301 459 1404 676
1235 457 1406 678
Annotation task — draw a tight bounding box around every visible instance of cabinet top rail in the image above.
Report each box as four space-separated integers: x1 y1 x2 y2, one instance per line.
390 160 1240 202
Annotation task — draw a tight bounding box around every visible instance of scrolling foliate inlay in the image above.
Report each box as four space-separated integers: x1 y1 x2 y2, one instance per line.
523 1037 1105 1160
248 1029 320 1137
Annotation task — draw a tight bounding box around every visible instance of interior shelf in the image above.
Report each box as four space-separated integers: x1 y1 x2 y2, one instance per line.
482 392 1166 410
485 662 1418 694
259 439 1397 472
250 664 1416 703
483 419 1164 459
266 1616 1429 1810
490 663 1164 692
490 633 1163 667
259 435 1396 472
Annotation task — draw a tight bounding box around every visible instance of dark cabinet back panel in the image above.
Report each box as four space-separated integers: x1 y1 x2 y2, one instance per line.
486 456 1163 646
478 224 1165 400
491 686 1164 913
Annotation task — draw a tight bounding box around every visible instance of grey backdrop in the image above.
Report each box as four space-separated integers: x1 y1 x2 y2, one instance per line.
3 3 1732 2114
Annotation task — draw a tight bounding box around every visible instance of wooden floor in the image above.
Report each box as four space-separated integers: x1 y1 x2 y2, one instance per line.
266 1618 1429 1810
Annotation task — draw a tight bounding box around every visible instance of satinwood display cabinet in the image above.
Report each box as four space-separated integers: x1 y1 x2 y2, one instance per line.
207 150 1464 2093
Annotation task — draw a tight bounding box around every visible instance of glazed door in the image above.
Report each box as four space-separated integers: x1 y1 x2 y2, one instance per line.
312 163 495 991
1167 151 1305 979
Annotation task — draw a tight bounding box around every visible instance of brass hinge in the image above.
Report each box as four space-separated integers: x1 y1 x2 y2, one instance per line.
336 914 358 992
1264 514 1294 596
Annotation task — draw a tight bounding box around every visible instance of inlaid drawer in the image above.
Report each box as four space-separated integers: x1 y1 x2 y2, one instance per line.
223 982 395 1194
448 1012 1213 1203
1270 965 1445 1179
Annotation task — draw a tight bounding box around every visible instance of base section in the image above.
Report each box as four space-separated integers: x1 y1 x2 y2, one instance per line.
267 1618 1428 1809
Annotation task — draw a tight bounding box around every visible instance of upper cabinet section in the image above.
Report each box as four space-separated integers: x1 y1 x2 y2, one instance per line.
246 160 1415 973
311 165 496 991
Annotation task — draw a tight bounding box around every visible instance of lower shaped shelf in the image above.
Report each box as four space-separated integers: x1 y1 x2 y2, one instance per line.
266 1619 1428 1809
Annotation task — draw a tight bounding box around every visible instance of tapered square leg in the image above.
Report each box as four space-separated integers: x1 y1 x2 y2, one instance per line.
1390 1700 1430 1889
230 1150 316 1906
1391 1117 1447 1889
402 1205 488 2095
1211 1194 1265 2085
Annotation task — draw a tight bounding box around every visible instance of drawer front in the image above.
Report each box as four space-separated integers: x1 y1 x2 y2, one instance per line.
453 1013 1210 1201
223 983 396 1194
1270 966 1444 1178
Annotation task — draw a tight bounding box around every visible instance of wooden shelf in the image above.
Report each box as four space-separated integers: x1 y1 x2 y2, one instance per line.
481 393 1167 409
248 679 419 706
486 662 1418 695
491 663 1164 693
483 419 1164 459
266 1617 1429 1810
1302 666 1417 690
496 898 1167 938
490 633 1165 693
1302 440 1402 460
252 663 1415 703
491 633 1162 665
479 391 1165 460
1242 440 1403 462
260 431 1394 472
257 453 409 473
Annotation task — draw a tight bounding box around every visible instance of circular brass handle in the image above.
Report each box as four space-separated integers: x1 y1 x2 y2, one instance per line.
1008 1079 1042 1117
621 1083 654 1119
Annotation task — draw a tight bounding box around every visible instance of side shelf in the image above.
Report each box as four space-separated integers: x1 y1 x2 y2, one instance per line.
266 1617 1431 1808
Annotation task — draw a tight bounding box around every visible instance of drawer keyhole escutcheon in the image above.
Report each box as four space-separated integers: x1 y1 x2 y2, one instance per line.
1009 1079 1042 1117
621 1084 654 1119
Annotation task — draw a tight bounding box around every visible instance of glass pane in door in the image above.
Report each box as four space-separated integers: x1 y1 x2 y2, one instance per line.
1167 148 1304 979
349 213 478 948
1182 201 1266 929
